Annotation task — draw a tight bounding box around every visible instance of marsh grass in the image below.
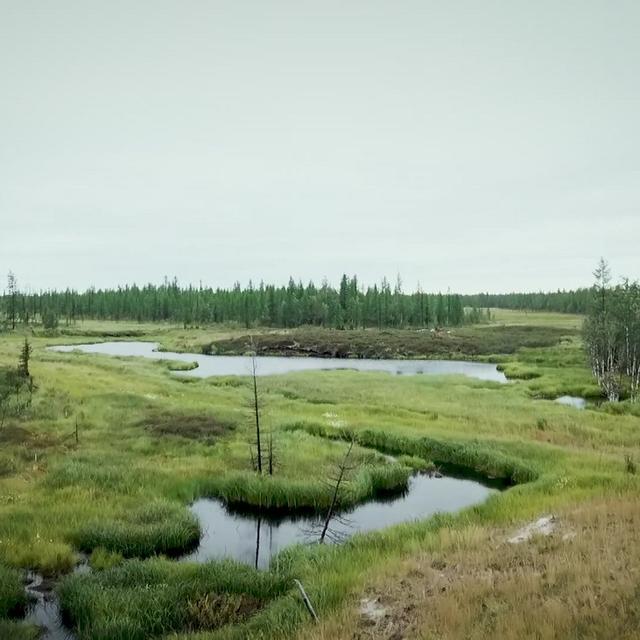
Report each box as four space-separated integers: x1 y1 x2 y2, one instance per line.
283 422 537 484
58 558 291 640
194 462 413 513
70 501 201 558
205 324 576 360
0 564 28 618
0 567 39 640
0 319 639 638
0 620 39 639
89 547 124 571
138 410 235 441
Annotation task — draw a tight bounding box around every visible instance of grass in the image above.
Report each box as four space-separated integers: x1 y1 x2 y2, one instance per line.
69 500 201 558
58 557 291 640
138 410 235 442
0 564 37 640
283 421 537 485
487 308 584 330
300 495 640 640
0 620 40 639
0 313 638 638
0 564 28 618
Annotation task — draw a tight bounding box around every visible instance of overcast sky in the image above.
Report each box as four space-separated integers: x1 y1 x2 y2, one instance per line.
1 1 638 294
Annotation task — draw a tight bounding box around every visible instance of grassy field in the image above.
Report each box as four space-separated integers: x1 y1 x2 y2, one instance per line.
487 308 584 330
0 311 638 638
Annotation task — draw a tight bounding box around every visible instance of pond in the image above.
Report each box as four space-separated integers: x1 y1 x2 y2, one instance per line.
184 473 498 569
49 341 508 382
555 395 587 409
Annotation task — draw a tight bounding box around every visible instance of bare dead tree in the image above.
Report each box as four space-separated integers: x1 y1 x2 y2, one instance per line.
319 440 355 544
246 339 281 475
250 349 263 474
254 516 261 570
267 427 278 476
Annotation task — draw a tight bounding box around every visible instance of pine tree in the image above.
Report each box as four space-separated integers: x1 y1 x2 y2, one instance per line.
18 338 32 378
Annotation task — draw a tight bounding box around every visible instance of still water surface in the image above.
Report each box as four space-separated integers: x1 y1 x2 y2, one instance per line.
185 473 497 569
50 341 507 382
555 395 587 409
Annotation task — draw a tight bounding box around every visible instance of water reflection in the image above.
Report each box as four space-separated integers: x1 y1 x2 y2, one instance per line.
183 474 496 569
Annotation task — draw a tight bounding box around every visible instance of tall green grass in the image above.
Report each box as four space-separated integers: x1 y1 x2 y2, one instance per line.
0 564 38 640
0 621 40 640
0 564 28 618
193 462 412 512
69 501 200 558
58 558 291 640
283 422 539 484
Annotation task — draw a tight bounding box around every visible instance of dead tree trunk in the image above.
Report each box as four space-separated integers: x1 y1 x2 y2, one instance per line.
251 354 262 474
319 441 354 544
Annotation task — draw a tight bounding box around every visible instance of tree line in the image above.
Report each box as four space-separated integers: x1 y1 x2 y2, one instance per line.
461 289 591 314
584 260 640 402
1 273 480 330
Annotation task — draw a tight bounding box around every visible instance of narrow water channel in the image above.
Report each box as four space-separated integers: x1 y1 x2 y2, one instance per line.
22 471 497 637
23 561 88 640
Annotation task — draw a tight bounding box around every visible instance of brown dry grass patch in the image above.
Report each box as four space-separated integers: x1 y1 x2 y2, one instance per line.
186 592 263 630
139 411 234 442
304 496 640 640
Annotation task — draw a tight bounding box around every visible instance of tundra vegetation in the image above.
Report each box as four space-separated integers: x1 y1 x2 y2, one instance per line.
0 269 638 639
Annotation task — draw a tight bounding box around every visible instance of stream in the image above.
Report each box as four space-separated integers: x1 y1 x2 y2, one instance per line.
22 470 497 637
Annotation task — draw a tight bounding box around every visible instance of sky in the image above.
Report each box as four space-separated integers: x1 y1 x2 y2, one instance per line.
1 0 638 294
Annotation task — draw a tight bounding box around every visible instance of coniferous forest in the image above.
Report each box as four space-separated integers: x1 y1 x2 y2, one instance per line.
0 272 595 331
1 274 478 329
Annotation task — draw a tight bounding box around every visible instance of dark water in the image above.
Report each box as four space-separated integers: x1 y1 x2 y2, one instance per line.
555 395 587 409
23 562 88 640
184 474 496 569
49 341 507 382
24 572 71 640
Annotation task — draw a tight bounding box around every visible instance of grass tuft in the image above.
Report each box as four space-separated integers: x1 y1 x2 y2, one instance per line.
0 564 28 618
69 501 200 558
58 558 291 640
